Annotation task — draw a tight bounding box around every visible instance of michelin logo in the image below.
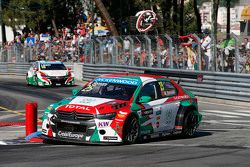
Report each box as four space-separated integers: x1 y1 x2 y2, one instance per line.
95 78 139 86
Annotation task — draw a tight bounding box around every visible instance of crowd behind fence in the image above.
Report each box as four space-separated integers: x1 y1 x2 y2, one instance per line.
1 33 250 73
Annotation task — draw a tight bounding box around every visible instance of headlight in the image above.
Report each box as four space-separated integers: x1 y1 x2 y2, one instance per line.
96 112 117 120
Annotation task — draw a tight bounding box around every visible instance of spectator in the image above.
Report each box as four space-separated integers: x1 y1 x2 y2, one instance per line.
244 38 250 50
123 37 130 53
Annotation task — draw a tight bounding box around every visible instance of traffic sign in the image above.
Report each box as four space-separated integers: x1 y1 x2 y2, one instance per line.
26 37 35 47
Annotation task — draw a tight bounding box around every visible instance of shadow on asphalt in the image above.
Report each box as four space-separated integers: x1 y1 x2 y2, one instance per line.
137 131 213 145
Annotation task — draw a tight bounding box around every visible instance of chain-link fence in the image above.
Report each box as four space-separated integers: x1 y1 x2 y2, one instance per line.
1 34 250 73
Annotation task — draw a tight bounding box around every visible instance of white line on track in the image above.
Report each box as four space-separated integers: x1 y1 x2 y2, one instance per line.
202 110 250 117
201 128 250 131
199 101 250 109
201 113 240 118
0 141 7 145
203 120 250 127
134 143 250 149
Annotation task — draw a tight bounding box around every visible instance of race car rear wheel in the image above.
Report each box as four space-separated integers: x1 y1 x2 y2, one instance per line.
123 115 139 144
181 111 198 138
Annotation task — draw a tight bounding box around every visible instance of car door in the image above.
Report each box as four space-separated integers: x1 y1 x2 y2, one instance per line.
137 81 163 134
156 80 180 131
137 80 179 135
32 62 39 83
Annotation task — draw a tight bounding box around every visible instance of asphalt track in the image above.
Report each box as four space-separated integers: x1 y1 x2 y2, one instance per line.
1 75 250 167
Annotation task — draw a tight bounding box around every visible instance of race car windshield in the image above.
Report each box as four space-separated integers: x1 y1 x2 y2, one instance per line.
78 81 138 101
40 63 67 70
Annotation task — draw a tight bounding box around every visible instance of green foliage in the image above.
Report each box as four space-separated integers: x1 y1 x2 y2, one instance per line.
184 1 197 34
220 0 239 7
2 0 83 33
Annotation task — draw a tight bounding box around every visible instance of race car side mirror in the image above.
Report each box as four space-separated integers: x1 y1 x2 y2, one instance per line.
72 89 80 96
139 96 152 103
67 67 71 71
33 67 38 71
131 103 141 111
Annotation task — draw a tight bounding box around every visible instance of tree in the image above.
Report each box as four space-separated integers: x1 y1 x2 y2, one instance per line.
193 0 202 34
0 0 7 44
180 0 184 35
211 0 220 71
94 0 118 36
220 0 239 39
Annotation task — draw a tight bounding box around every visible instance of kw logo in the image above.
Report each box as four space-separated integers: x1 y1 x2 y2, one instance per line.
98 121 109 127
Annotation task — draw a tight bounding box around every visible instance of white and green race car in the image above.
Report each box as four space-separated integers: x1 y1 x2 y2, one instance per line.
26 61 75 87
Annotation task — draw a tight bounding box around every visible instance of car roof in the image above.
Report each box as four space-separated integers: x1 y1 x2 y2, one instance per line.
37 60 63 64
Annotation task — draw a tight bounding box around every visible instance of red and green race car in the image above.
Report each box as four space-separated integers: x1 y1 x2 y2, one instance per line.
26 61 75 87
42 73 202 144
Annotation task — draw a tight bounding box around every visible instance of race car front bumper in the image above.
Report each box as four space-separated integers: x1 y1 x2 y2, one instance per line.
42 114 122 144
38 76 74 86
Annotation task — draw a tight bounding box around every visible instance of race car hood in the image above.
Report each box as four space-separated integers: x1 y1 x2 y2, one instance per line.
56 96 129 115
40 70 68 77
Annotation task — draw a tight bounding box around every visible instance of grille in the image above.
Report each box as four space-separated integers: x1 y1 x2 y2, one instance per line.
56 122 87 133
49 76 66 83
56 111 94 121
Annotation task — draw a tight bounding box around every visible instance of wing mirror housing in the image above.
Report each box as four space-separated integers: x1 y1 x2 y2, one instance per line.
72 89 80 96
139 96 152 103
67 67 72 71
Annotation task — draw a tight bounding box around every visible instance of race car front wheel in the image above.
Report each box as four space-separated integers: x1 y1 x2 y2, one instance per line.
123 115 139 144
181 111 198 138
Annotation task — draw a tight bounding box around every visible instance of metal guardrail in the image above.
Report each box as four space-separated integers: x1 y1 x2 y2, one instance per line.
1 62 249 102
82 63 250 102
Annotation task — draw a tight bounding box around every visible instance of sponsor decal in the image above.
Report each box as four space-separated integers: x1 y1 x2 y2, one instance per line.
103 136 118 140
141 130 151 135
70 96 112 106
95 78 139 86
173 95 189 100
142 109 153 116
135 10 157 33
98 121 110 127
79 98 96 104
57 131 84 139
65 104 90 111
156 110 161 115
114 123 123 135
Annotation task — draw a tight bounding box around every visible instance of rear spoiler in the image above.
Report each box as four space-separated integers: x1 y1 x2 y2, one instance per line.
144 69 203 83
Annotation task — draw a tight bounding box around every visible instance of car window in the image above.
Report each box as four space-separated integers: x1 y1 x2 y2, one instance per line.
40 63 67 70
78 81 137 101
157 81 177 98
138 82 158 101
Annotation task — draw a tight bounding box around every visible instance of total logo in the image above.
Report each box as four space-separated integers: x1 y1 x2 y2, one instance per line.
65 104 90 111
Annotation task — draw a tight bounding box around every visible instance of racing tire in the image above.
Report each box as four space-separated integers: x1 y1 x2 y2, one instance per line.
34 76 39 86
181 111 198 138
26 74 30 86
26 78 30 86
122 115 139 145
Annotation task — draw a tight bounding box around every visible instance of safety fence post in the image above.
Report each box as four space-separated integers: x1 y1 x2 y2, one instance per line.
165 34 173 69
192 33 202 71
